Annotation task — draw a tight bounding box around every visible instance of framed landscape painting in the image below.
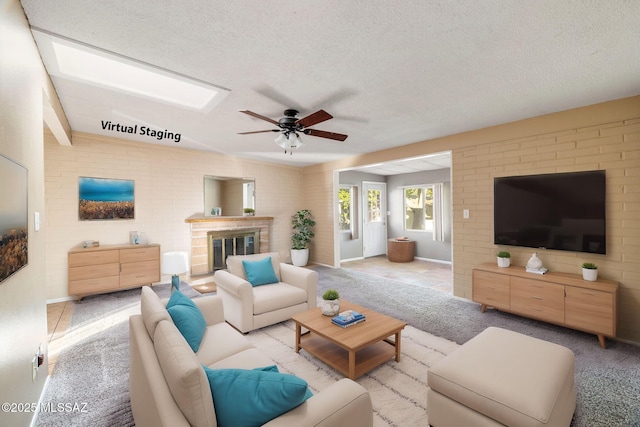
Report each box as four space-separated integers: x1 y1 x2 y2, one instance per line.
0 154 28 284
79 177 135 220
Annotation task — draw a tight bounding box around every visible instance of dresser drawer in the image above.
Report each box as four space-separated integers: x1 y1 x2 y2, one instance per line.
69 263 120 281
510 277 564 324
69 249 119 267
69 276 120 295
120 259 160 288
472 270 510 310
120 246 160 263
565 286 615 336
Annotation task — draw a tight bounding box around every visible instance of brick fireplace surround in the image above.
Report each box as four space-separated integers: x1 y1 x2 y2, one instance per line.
185 215 273 276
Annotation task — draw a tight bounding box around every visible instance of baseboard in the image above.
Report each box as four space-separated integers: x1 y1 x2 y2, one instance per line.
414 256 452 265
29 374 51 427
46 295 76 304
340 256 364 263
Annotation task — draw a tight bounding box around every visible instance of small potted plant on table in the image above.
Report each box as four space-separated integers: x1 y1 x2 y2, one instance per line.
582 262 598 281
243 208 255 216
321 289 340 316
497 251 511 268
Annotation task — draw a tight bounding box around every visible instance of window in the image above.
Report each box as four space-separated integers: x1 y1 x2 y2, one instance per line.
403 183 444 241
338 185 358 238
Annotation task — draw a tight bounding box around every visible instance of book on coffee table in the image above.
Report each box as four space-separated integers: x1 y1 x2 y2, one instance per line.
332 310 366 327
332 317 366 328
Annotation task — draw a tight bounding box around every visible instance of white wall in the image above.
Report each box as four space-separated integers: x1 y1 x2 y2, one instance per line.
0 2 50 425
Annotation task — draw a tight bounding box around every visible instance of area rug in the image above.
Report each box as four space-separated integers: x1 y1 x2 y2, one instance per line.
245 320 459 427
315 266 640 427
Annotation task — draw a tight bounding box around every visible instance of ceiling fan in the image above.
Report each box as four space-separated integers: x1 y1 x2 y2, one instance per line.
238 109 348 154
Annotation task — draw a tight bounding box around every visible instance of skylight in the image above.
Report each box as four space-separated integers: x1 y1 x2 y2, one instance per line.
31 29 229 112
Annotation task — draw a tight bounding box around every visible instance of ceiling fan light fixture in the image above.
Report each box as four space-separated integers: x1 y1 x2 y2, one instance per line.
274 132 303 154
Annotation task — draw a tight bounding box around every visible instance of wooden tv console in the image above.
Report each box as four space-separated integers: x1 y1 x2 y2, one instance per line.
472 263 618 348
68 243 160 300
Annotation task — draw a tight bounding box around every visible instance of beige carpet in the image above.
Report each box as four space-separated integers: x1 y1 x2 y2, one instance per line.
245 320 460 427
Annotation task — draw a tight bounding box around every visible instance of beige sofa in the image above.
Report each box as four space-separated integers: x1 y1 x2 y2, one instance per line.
214 252 317 333
129 286 373 427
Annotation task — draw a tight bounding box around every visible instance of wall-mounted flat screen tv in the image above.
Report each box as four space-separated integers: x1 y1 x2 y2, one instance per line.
494 170 606 254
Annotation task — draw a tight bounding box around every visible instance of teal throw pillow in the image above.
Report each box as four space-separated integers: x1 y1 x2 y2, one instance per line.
203 366 312 427
166 291 207 352
242 256 279 287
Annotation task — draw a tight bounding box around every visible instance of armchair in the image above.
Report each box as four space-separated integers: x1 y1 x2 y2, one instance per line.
214 252 318 333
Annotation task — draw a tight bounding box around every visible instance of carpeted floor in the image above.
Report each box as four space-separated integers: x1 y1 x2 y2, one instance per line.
36 283 200 427
314 266 640 427
37 270 640 426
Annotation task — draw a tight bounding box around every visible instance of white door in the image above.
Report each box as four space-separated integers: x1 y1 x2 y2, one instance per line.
363 182 387 257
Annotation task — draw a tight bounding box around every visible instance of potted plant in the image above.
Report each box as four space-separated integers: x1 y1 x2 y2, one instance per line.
582 262 598 281
497 251 511 268
321 289 340 316
290 209 316 266
243 207 255 216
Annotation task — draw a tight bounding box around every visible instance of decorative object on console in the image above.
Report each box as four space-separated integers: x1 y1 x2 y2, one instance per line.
162 251 189 293
243 207 255 216
321 289 340 316
291 209 316 266
582 262 598 281
497 251 511 268
525 252 548 274
129 231 140 245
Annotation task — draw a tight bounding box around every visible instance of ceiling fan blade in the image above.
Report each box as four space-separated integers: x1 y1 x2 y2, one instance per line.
304 129 348 141
238 129 278 135
296 109 333 128
239 110 279 125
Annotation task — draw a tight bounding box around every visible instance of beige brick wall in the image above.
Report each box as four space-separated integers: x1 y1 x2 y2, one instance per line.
44 131 303 301
304 96 640 344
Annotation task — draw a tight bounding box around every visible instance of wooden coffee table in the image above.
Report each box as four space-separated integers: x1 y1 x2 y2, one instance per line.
291 300 407 380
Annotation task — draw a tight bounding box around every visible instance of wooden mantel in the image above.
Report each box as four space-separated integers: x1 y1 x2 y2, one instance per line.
185 214 274 223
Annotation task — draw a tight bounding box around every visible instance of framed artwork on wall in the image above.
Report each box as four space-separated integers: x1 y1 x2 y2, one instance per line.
0 154 28 284
79 177 135 220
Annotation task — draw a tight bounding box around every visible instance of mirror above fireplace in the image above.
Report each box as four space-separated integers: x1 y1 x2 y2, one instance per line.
204 176 255 217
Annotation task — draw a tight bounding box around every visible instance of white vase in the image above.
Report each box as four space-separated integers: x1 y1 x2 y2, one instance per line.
321 299 340 316
290 248 309 267
497 257 510 268
582 268 598 281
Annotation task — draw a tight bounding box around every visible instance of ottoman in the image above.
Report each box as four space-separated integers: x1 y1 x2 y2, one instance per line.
427 327 576 427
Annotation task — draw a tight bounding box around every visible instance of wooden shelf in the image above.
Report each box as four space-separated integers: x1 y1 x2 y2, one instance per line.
299 333 397 379
473 263 618 348
68 243 160 300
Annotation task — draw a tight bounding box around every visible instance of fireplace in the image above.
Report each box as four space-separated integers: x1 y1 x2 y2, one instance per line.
207 229 259 271
185 215 273 276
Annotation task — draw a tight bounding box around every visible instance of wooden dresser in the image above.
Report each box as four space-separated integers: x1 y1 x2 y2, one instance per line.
68 243 160 300
472 262 618 348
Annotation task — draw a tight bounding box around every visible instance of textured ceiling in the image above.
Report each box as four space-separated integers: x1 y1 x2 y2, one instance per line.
21 1 640 171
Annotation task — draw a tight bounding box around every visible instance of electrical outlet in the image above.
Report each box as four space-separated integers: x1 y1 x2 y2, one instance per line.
31 344 43 381
32 356 38 381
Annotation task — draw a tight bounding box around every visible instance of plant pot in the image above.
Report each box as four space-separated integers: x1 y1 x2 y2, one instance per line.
320 299 340 316
290 248 309 267
497 257 510 268
582 268 598 281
